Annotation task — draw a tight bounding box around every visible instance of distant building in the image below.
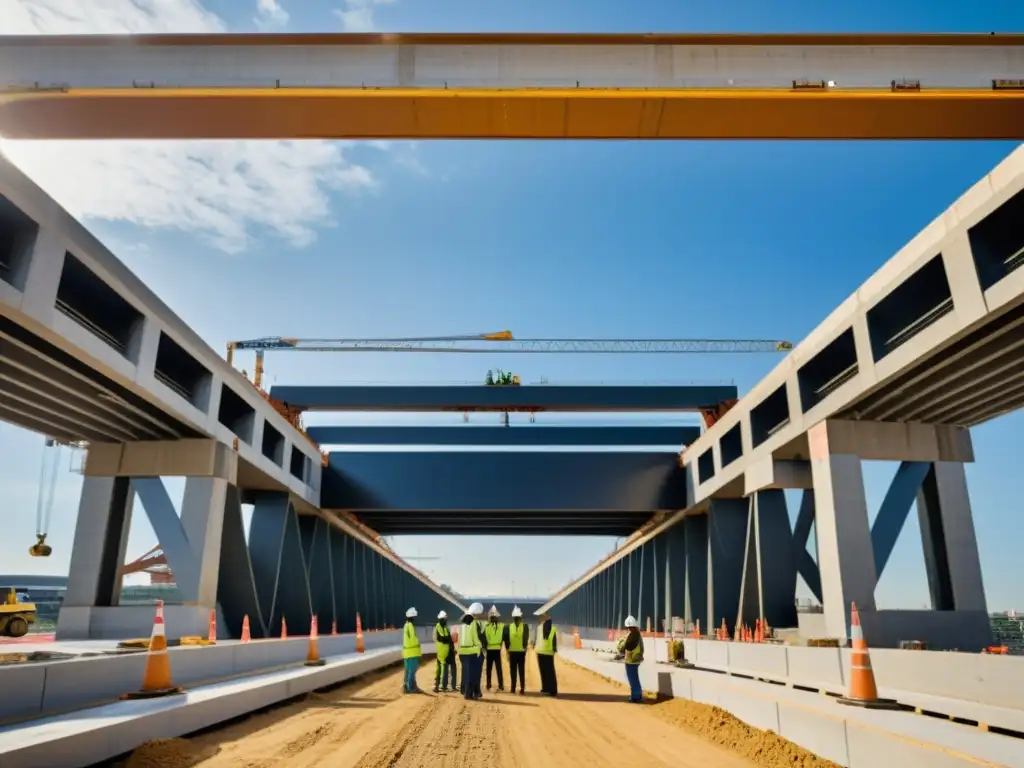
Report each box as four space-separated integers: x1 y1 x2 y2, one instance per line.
0 574 182 623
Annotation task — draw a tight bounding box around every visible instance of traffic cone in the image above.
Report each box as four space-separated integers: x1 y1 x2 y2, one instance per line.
281 617 288 639
305 615 326 667
355 612 365 653
241 615 251 643
573 627 582 649
120 601 183 700
207 610 217 644
719 618 728 640
693 620 700 639
838 603 901 710
331 619 338 636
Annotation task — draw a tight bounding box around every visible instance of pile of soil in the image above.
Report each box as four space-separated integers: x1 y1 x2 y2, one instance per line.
123 738 200 768
573 661 840 768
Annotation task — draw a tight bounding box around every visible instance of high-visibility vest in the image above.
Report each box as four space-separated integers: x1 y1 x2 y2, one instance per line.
485 621 504 650
435 623 451 662
459 622 482 656
402 621 422 659
624 634 645 665
507 622 526 652
474 619 486 655
536 625 557 655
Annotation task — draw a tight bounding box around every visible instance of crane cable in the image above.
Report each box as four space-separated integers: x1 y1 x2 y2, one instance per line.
34 437 61 539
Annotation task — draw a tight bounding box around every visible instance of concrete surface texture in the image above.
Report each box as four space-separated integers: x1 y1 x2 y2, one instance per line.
119 653 830 768
566 645 1024 768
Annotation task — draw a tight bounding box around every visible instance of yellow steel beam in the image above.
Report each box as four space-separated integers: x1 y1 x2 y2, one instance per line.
1 88 1022 140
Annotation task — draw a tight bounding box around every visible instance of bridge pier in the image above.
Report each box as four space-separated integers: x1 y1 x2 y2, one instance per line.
57 440 460 641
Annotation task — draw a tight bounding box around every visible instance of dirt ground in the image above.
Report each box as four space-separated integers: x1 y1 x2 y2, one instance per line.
119 653 837 768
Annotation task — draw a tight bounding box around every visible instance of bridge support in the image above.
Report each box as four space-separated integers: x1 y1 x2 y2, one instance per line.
57 441 461 640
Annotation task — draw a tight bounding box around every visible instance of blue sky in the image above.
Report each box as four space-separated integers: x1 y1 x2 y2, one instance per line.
1 0 1023 611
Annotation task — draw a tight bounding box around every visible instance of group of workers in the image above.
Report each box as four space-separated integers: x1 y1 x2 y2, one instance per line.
401 603 645 704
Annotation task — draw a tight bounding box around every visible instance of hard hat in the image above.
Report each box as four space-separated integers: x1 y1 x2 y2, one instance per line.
437 610 447 620
406 607 418 618
469 602 484 616
624 615 638 628
488 605 499 617
511 606 522 617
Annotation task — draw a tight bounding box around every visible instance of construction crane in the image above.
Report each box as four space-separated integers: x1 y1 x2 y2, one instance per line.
226 332 793 390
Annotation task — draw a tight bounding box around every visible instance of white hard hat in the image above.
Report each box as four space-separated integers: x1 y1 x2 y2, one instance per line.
437 610 447 620
406 607 418 618
624 615 638 628
469 602 484 616
488 605 499 616
511 606 522 617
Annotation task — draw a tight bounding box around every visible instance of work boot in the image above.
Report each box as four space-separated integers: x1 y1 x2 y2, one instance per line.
433 686 440 693
498 685 505 692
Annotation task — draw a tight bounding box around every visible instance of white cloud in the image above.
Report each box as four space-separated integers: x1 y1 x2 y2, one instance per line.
255 0 289 30
0 1 384 254
333 0 396 32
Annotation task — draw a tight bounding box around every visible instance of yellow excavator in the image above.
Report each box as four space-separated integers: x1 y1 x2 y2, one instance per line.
0 588 36 638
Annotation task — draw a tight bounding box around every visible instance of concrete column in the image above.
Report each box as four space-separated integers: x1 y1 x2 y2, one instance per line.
707 499 747 637
60 476 133 624
809 423 877 641
917 462 987 613
180 476 228 608
683 514 708 630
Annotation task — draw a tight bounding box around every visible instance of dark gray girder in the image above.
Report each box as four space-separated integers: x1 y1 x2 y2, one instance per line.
306 425 701 446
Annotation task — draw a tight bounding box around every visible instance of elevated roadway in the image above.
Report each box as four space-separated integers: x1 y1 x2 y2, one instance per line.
306 424 702 446
540 144 1024 631
1 33 1022 140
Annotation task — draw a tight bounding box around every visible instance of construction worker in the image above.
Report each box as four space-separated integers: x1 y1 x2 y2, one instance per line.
458 606 483 700
484 605 505 692
503 605 529 694
535 611 558 696
617 615 645 703
434 610 457 692
471 602 488 695
402 607 423 694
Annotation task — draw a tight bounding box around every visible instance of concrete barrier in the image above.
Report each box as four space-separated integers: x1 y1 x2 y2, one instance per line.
576 633 1024 734
563 649 1024 768
0 644 433 768
0 628 422 724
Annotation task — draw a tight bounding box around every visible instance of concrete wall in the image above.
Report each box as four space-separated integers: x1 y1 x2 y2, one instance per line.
564 647 1022 768
322 451 688 511
0 629 431 724
570 630 1024 734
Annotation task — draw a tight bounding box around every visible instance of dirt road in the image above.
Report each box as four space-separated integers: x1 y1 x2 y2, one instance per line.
123 654 826 768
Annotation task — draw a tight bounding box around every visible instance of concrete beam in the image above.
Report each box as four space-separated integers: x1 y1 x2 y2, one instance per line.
808 420 974 463
306 424 701 446
273 384 737 412
744 458 813 494
322 451 687 511
82 439 239 481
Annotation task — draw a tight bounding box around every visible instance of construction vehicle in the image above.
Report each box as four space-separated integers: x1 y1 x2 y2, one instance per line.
0 588 37 638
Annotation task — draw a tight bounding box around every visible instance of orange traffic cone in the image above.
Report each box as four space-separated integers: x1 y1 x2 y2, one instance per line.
838 604 901 710
207 610 217 644
121 600 183 700
241 615 251 643
331 619 338 636
281 617 288 639
305 615 326 667
694 620 700 639
355 612 365 653
719 618 728 640
573 627 583 649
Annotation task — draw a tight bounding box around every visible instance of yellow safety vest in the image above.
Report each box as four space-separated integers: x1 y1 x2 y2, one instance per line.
536 625 557 655
435 623 451 662
458 621 482 656
485 621 504 650
507 622 525 652
624 635 644 665
402 621 421 659
475 619 486 655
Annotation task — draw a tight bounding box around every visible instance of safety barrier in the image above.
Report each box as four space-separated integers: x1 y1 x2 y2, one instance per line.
562 648 1023 768
578 634 1024 734
0 628 432 724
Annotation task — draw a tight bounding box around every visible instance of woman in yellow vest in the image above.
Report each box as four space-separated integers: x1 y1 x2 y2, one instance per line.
402 607 422 694
457 609 483 700
433 610 457 693
618 615 645 703
535 611 558 696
